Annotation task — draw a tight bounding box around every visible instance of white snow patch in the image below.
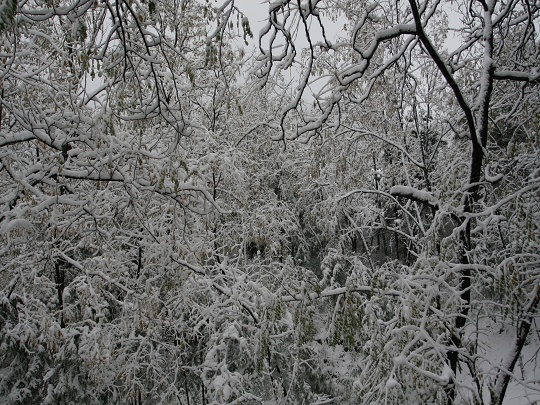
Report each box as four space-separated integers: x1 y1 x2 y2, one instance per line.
385 378 401 389
0 218 33 233
390 185 438 207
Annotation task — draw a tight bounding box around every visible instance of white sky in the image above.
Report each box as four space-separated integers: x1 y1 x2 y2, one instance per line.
231 0 463 104
234 0 463 52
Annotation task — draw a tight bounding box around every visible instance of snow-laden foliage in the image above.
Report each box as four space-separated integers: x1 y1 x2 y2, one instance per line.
1 0 539 404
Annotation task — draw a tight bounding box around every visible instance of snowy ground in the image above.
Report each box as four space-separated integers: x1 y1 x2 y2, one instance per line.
461 316 540 404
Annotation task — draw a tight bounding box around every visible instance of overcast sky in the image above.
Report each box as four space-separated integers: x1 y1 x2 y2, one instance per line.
233 0 463 52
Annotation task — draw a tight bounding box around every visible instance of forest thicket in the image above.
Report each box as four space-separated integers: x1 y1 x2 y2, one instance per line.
0 0 539 403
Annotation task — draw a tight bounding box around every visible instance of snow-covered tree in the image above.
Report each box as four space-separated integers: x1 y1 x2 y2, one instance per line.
1 0 539 403
251 0 540 403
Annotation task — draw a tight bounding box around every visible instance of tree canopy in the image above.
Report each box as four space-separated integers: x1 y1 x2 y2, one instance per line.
1 0 539 403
